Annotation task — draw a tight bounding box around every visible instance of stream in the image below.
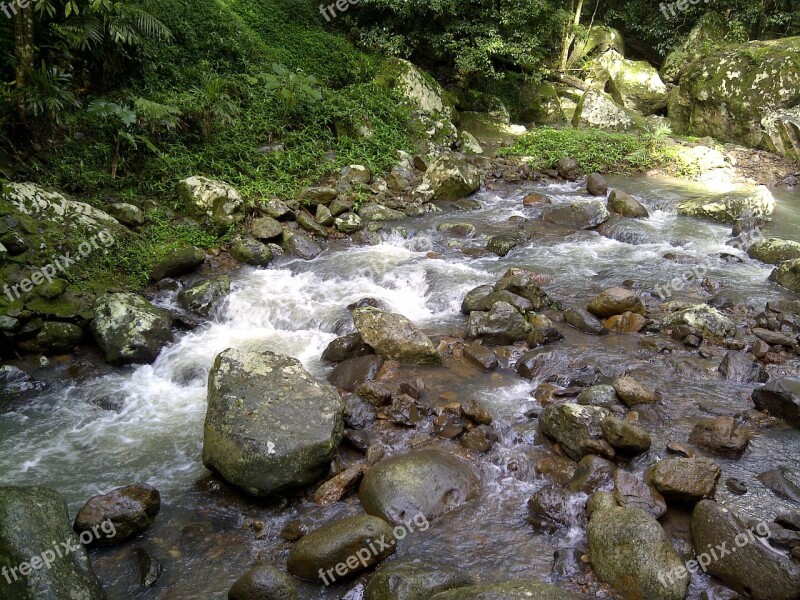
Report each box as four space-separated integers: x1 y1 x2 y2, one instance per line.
1 174 799 599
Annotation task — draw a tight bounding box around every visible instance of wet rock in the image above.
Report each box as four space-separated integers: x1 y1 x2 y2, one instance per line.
74 483 160 546
298 186 338 206
251 216 284 241
604 312 647 333
322 333 372 363
758 467 800 503
777 510 800 531
178 275 231 317
388 394 425 427
335 213 363 234
487 233 527 257
17 321 84 354
752 377 800 428
539 403 612 461
297 210 328 237
752 328 796 347
287 515 395 582
666 441 695 458
644 458 720 503
748 238 800 265
203 349 344 496
0 486 105 600
359 449 479 525
523 193 552 206
328 356 384 392
430 580 581 600
541 200 609 230
612 376 657 406
613 470 667 519
555 157 582 181
568 455 616 494
136 547 162 588
528 484 583 528
526 314 564 347
689 416 749 454
463 343 498 370
459 425 497 452
466 302 531 345
232 236 273 267
588 496 688 600
352 308 440 365
601 415 651 453
282 229 323 260
461 285 494 314
364 558 473 600
663 305 736 339
359 204 406 223
91 293 173 365
587 288 645 318
769 258 800 293
725 477 748 495
493 269 551 309
691 500 800 600
262 198 293 220
587 174 608 196
357 382 393 407
433 404 468 438
228 564 297 600
316 205 334 227
677 186 775 223
607 189 649 218
437 223 476 237
149 246 205 281
564 307 606 335
423 153 481 201
577 385 621 409
718 351 768 383
314 464 368 506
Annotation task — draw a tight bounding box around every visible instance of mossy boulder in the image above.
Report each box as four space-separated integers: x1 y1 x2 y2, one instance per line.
748 238 800 265
177 176 244 232
770 258 800 293
376 59 454 120
359 449 480 524
287 515 396 582
149 246 205 281
661 12 731 83
0 486 105 600
90 293 173 365
762 106 800 161
177 275 231 317
430 581 581 600
423 153 481 202
588 501 688 600
667 35 800 151
585 50 668 115
231 237 273 267
519 83 584 126
677 186 775 223
203 348 344 497
569 25 625 66
541 200 610 230
17 321 84 354
228 565 297 600
365 559 473 600
572 90 646 133
663 305 736 339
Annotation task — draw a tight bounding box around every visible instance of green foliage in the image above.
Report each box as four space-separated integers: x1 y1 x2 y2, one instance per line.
22 64 80 128
186 72 239 139
260 63 323 113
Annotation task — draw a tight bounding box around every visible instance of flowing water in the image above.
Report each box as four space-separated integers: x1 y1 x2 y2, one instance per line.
1 175 799 598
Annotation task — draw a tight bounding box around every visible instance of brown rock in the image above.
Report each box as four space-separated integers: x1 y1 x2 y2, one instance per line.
689 416 749 454
314 464 368 506
74 483 160 547
645 457 721 503
613 376 658 406
604 312 647 333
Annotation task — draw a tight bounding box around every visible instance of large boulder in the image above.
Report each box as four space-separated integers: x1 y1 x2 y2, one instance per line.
541 201 609 230
73 484 161 546
177 176 243 231
588 494 689 600
378 58 454 119
231 237 273 267
572 90 646 133
661 12 730 84
752 378 800 428
365 559 473 600
691 500 800 600
587 288 645 318
585 49 668 115
762 106 800 161
770 258 800 293
286 515 396 582
90 292 172 365
519 82 584 125
677 186 775 223
493 269 551 310
359 450 479 524
423 153 481 202
539 403 612 460
0 486 105 600
466 301 531 345
689 416 749 454
352 307 440 365
747 238 800 265
662 305 736 339
203 349 344 496
282 229 323 260
644 457 721 503
667 35 800 153
569 25 625 66
430 581 581 600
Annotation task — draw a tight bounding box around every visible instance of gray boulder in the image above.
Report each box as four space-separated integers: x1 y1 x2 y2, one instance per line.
608 190 649 218
177 176 244 231
251 216 284 241
0 486 105 600
91 293 172 365
466 302 531 345
644 458 721 503
231 237 273 267
691 500 800 600
663 305 736 339
677 186 775 223
360 450 479 524
352 308 440 365
282 229 323 260
752 378 800 428
423 153 481 201
747 238 800 265
73 484 160 546
203 349 344 496
541 201 609 230
564 307 606 335
539 403 612 460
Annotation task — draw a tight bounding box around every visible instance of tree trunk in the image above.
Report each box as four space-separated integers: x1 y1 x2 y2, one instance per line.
558 0 584 72
13 5 35 121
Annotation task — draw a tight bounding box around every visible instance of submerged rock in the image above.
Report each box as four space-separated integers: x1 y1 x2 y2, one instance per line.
91 292 172 365
359 449 479 524
287 515 396 582
364 559 473 600
228 564 297 600
588 493 689 600
203 349 344 496
352 308 440 365
691 500 800 600
677 186 775 223
0 486 106 600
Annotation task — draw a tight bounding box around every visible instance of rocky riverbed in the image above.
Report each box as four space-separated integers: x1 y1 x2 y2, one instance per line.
1 165 800 600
